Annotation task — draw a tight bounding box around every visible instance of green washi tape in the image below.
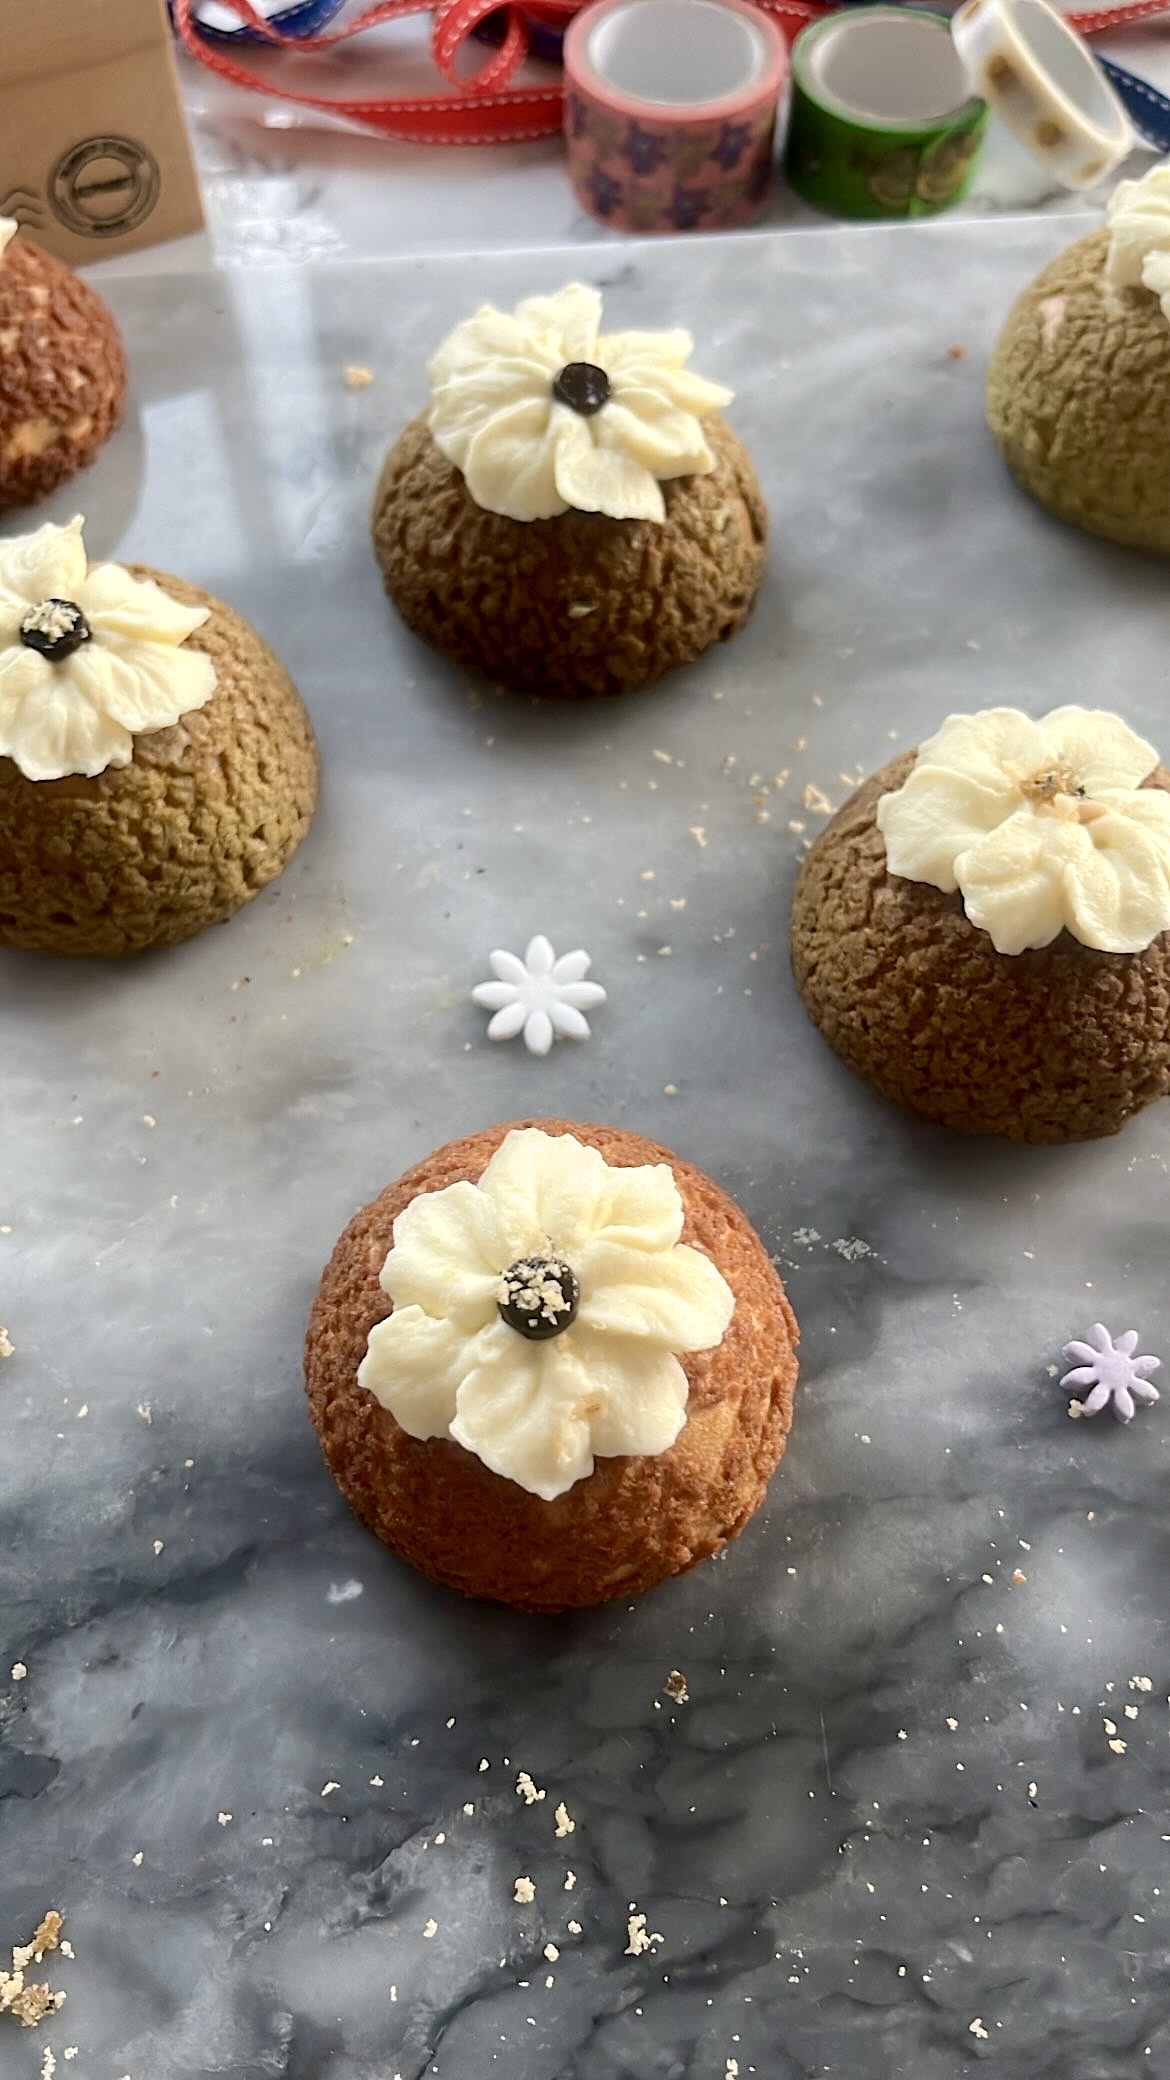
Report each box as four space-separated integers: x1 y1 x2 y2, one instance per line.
786 8 990 220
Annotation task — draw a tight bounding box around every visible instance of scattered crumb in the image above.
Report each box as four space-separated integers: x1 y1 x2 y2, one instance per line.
1130 1676 1153 1692
625 1911 663 1957
513 1877 536 1904
11 1662 26 1682
567 1918 582 1934
802 783 832 815
554 1801 575 1838
131 1851 143 1867
688 826 707 848
1068 1400 1085 1419
463 1802 475 1816
725 2062 739 2079
969 2017 989 2040
947 344 966 360
478 1758 490 1773
1012 1569 1027 1584
664 1669 689 1703
344 364 374 389
563 1871 577 1891
946 1717 958 1730
544 1942 559 1962
1125 1704 1139 1720
1108 1739 1127 1755
663 1083 678 1096
321 1782 340 1797
217 1812 232 1826
0 1326 13 1359
370 1775 384 1788
40 2049 54 2079
516 1772 545 1805
152 1540 164 1556
1 1912 65 2029
422 1919 438 1940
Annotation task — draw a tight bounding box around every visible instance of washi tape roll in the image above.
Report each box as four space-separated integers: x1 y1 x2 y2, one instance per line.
563 0 788 234
786 9 989 220
952 0 1133 186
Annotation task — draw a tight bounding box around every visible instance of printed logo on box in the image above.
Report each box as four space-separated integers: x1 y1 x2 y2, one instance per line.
50 136 161 238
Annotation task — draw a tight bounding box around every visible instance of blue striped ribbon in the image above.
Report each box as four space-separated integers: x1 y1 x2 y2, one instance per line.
170 0 347 44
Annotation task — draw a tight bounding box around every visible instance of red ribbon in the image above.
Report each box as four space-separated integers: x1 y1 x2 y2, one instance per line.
172 0 1170 146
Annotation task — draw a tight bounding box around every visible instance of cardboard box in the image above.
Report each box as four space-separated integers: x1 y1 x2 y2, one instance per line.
0 0 204 264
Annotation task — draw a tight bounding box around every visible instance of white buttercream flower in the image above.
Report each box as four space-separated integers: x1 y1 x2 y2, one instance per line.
0 517 216 782
1107 163 1170 322
358 1127 735 1501
877 706 1170 956
472 934 606 1056
427 282 732 524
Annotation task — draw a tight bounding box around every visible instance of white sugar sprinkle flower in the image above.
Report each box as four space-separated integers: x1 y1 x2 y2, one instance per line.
472 934 606 1056
877 706 1170 955
358 1127 735 1499
0 516 216 782
427 282 732 524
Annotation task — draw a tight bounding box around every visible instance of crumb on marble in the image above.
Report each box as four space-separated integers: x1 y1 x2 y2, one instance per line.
422 1919 438 1940
664 1669 689 1704
1 1911 65 2030
321 1781 340 1797
344 364 374 389
544 1942 559 1962
10 1662 26 1682
969 2017 989 2040
463 1802 474 1816
563 1871 576 1891
554 1801 575 1838
516 1772 545 1805
513 1877 536 1905
0 1325 13 1359
625 1910 663 1957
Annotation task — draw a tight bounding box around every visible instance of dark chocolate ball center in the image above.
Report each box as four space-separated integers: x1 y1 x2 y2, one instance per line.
497 1255 580 1341
553 362 611 417
20 598 92 663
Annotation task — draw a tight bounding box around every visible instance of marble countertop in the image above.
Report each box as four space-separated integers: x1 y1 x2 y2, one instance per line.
1 64 1169 2080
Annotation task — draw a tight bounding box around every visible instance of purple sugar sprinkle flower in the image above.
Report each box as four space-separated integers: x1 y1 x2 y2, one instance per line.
1061 1324 1161 1423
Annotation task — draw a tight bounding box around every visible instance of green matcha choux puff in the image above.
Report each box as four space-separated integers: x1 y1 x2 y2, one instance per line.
0 517 319 957
988 165 1170 554
371 283 767 698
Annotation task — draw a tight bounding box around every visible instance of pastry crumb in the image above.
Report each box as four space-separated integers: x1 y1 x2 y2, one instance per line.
664 1669 689 1703
563 1870 577 1891
553 1801 575 1837
543 1942 559 1962
422 1918 438 1939
11 1662 27 1682
625 1910 663 1957
801 783 832 815
1 1911 65 2029
516 1772 545 1805
321 1781 340 1797
462 1802 474 1816
947 343 966 360
0 1325 13 1359
688 826 707 848
344 364 374 389
567 1917 582 1934
513 1876 536 1904
969 2017 989 2040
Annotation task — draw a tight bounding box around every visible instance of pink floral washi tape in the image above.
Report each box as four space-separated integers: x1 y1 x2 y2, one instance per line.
564 0 788 234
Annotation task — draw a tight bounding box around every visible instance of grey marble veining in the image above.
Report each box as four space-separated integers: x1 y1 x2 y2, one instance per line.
2 221 1169 2080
